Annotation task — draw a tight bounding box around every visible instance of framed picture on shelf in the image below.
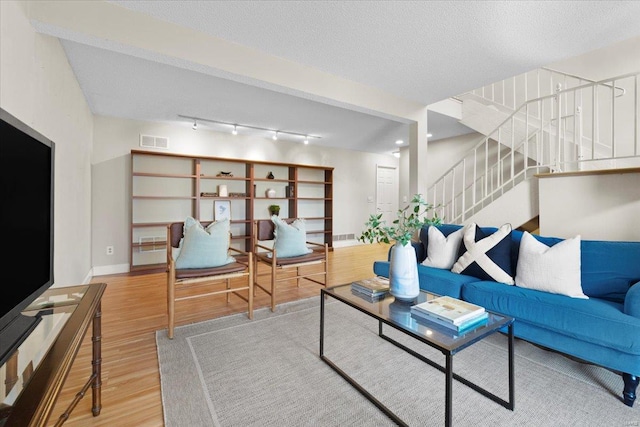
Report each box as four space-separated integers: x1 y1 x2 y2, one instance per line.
214 200 232 222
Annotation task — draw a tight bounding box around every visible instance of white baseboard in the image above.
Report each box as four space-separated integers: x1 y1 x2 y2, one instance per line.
92 263 130 277
332 239 362 248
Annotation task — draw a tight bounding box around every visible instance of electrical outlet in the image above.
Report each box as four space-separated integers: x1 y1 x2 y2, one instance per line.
106 246 114 255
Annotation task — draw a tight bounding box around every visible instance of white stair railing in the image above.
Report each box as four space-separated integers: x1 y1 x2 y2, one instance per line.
428 71 639 224
462 67 626 112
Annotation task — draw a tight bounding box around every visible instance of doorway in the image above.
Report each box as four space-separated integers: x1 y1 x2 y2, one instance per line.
376 165 397 225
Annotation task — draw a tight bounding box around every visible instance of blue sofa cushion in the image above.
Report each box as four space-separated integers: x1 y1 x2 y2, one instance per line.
626 282 640 318
451 223 515 285
462 280 640 356
510 230 640 302
374 261 480 299
580 240 640 301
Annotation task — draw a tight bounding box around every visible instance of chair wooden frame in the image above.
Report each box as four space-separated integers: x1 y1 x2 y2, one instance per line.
252 219 328 311
166 222 253 339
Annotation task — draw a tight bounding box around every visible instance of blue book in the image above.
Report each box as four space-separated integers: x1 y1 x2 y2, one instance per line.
411 309 489 333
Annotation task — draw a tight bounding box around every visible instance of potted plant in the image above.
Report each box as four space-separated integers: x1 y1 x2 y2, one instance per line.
359 194 441 300
268 204 280 216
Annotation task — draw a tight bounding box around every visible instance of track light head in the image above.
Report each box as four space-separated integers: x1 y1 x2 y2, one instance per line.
178 114 320 141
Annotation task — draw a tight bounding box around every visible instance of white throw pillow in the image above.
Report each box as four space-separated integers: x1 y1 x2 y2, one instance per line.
421 226 463 269
515 232 587 299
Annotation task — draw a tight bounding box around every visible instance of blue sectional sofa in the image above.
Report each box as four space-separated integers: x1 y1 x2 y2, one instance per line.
373 224 640 407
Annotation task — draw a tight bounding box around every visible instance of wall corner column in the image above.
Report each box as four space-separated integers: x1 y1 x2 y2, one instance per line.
409 108 429 198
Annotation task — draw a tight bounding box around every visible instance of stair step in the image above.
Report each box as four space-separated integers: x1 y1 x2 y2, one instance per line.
516 216 540 234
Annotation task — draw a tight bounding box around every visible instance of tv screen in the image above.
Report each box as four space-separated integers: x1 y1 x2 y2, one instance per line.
0 108 55 365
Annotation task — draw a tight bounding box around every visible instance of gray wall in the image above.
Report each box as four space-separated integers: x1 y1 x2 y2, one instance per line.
91 116 399 275
539 169 640 241
1 1 94 287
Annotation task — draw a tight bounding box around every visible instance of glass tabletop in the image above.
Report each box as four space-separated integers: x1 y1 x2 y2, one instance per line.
324 283 514 353
0 285 90 407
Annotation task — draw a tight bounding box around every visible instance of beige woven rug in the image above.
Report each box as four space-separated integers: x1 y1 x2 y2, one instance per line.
156 297 639 426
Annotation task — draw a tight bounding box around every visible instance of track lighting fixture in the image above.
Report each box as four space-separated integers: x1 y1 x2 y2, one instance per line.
178 114 321 142
192 120 197 130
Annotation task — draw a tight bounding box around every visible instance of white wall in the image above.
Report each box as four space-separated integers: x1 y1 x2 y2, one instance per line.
538 169 640 241
549 36 640 82
399 132 482 201
0 1 94 286
91 116 398 273
425 132 484 188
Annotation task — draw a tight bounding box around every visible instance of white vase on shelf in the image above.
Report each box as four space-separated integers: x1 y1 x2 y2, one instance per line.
388 242 420 301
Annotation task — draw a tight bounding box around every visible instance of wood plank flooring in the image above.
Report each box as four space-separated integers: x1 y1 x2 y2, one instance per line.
47 243 390 427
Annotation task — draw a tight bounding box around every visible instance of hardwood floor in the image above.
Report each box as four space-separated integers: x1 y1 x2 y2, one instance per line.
48 243 390 427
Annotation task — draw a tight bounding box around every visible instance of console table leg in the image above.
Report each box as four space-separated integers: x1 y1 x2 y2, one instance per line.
623 373 638 407
91 302 103 416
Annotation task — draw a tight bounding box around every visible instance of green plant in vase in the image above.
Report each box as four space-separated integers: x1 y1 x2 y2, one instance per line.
268 204 280 216
359 194 441 301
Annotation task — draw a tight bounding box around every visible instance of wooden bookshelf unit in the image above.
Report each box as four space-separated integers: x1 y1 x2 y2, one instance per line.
130 149 333 272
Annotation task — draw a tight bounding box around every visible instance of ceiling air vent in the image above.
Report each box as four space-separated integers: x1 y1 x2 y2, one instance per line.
139 134 169 149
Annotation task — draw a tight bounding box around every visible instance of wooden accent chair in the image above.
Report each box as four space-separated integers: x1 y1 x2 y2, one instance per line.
252 219 328 311
166 221 253 339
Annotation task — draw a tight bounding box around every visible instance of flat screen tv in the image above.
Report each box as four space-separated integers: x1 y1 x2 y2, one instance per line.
0 108 55 366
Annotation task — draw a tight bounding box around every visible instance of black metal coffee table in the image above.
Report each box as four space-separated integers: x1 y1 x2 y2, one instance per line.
320 284 515 426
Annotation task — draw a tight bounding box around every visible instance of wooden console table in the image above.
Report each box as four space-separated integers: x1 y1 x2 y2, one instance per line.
0 283 106 426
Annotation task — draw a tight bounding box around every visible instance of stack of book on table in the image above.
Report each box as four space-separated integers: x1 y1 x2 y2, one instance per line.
351 277 390 300
410 295 488 333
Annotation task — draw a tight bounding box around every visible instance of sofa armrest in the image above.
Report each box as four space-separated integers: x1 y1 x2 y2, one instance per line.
624 281 640 318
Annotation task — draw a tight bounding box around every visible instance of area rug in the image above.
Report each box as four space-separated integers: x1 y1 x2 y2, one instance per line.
156 297 639 426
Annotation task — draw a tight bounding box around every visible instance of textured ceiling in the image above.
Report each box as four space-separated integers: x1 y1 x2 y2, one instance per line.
42 1 640 154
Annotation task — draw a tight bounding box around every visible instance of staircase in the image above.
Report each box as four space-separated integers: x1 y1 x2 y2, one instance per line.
426 69 640 227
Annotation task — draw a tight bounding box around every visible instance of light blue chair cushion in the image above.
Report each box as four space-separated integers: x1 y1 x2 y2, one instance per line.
175 217 235 269
272 216 312 258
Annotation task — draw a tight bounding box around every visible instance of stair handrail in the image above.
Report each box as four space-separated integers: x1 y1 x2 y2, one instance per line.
427 70 640 223
541 67 626 98
464 67 628 112
429 70 639 188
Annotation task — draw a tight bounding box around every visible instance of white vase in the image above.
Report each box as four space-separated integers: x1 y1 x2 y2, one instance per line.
389 242 420 301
